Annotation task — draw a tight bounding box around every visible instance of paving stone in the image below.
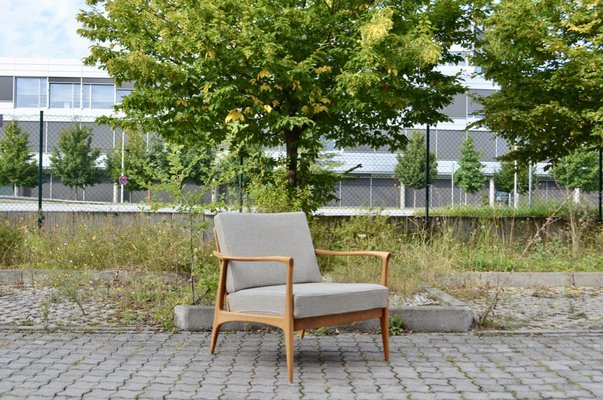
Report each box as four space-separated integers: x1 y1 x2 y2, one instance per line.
0 321 603 400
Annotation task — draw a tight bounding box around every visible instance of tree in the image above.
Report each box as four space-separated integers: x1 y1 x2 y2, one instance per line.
395 131 437 207
78 0 479 194
105 130 156 193
454 135 485 204
473 0 603 163
51 125 102 200
0 121 37 196
493 160 534 196
552 147 598 203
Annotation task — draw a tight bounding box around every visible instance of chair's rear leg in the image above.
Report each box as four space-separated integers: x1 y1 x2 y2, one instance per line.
210 322 222 354
380 309 390 362
300 329 306 339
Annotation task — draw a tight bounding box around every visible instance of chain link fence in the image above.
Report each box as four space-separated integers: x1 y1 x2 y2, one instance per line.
0 112 600 223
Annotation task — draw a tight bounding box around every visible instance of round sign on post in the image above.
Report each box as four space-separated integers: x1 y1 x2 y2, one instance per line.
118 175 128 185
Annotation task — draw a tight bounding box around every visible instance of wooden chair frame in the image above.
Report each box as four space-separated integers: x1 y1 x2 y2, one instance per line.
210 234 391 383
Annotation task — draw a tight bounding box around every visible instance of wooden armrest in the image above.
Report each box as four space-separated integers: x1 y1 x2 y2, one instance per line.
315 249 390 259
213 251 293 265
212 251 295 312
314 249 391 287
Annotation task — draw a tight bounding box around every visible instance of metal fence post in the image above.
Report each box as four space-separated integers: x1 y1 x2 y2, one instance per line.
425 124 430 226
598 147 602 224
37 111 44 229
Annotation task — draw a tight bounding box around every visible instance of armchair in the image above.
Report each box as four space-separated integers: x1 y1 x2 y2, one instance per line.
210 212 391 382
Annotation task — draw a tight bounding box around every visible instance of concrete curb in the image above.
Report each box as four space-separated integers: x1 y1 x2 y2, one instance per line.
174 290 474 333
449 272 603 288
0 269 185 284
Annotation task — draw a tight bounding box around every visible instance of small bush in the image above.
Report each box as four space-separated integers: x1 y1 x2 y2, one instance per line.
0 219 24 266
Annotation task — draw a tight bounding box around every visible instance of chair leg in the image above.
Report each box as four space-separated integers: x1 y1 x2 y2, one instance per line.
300 329 306 339
210 322 222 354
284 326 295 383
380 309 390 362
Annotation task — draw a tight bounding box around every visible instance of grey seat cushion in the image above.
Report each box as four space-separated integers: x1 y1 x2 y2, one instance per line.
214 212 322 293
227 282 388 318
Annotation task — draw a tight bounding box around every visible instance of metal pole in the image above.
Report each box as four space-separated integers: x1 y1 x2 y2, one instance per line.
598 147 602 224
425 125 430 226
528 162 533 208
238 154 243 212
37 111 44 229
120 130 125 203
513 160 519 209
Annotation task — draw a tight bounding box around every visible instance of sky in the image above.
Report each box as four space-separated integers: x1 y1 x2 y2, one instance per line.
0 0 92 59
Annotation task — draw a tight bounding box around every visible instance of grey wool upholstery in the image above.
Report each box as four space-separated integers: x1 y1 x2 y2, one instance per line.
214 212 322 293
227 282 389 318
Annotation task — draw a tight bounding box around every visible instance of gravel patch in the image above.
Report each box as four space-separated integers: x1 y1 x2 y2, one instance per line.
453 286 603 331
0 284 136 329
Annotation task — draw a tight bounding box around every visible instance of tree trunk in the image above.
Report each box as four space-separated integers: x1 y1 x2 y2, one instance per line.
284 128 301 188
13 185 18 197
573 188 581 204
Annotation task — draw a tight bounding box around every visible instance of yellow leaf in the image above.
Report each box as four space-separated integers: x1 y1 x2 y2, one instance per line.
176 99 188 107
244 107 253 114
301 105 310 114
263 104 273 113
314 66 332 74
292 80 301 91
260 84 272 92
206 49 215 59
313 104 328 114
257 69 271 79
225 109 245 123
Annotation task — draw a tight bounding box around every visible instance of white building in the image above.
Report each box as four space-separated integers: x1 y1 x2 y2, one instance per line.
0 57 562 208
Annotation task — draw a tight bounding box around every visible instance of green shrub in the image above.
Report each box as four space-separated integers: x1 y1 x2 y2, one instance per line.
0 219 24 266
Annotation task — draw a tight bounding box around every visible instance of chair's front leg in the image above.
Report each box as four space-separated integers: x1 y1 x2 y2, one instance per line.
210 258 229 354
283 257 295 383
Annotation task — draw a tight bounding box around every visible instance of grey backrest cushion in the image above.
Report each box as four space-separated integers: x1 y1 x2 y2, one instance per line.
214 212 322 293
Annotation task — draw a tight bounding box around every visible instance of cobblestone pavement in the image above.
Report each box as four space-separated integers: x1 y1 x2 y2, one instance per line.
0 331 602 399
453 287 603 331
0 285 124 329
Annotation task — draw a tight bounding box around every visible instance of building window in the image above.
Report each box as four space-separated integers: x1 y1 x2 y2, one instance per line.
116 89 133 104
15 77 47 107
83 84 115 109
49 83 81 108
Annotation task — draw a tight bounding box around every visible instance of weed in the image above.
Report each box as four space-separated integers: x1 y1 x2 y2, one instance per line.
0 219 24 266
307 327 336 336
389 313 406 336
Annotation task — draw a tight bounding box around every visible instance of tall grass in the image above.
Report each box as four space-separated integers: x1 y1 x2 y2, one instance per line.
310 213 603 294
2 212 603 329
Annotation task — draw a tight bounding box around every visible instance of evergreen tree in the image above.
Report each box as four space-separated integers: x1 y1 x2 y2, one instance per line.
105 130 158 193
0 121 38 196
552 148 598 203
494 160 535 197
51 125 102 200
395 131 437 207
454 135 485 204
